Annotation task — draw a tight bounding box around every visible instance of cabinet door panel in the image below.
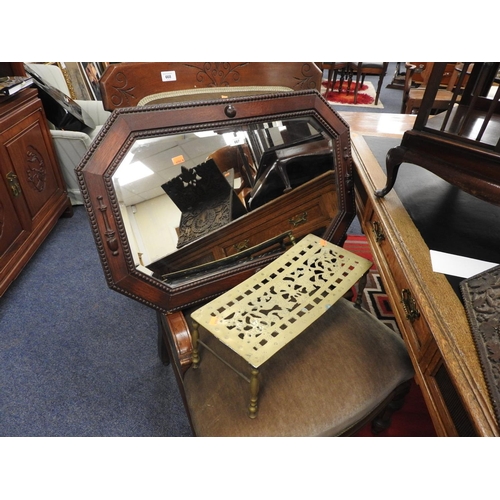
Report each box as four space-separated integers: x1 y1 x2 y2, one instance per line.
4 114 60 218
0 174 25 261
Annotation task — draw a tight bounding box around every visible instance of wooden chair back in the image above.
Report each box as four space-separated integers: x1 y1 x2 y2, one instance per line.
99 62 323 111
402 62 467 114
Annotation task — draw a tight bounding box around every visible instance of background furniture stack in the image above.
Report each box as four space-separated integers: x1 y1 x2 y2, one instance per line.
24 63 110 205
320 62 388 106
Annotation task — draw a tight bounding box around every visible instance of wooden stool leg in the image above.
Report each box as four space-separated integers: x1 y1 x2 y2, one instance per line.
354 271 369 309
371 380 412 433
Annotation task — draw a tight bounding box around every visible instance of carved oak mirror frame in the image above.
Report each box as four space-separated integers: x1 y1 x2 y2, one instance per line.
76 90 354 312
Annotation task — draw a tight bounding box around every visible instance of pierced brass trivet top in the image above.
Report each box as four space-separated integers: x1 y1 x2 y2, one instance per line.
191 234 372 369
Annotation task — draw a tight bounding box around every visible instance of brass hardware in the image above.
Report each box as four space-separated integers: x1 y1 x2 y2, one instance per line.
372 221 385 243
401 289 420 323
191 320 200 369
289 211 308 227
234 239 249 252
6 172 22 197
248 369 260 419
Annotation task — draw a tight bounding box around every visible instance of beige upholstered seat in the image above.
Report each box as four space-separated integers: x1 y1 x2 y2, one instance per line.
161 297 414 437
137 85 294 106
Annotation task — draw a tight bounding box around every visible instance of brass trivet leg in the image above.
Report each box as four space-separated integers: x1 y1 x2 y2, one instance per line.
192 321 201 369
248 368 260 419
354 270 369 309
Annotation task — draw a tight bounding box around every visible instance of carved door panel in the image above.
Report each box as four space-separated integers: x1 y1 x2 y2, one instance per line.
2 111 60 219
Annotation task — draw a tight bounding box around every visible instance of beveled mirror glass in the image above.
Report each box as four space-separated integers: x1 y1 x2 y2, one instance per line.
77 90 355 312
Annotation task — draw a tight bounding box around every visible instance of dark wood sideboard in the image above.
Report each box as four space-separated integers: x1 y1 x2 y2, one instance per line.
0 63 72 296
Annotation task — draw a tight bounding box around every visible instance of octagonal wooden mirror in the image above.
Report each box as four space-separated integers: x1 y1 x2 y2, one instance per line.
76 90 355 312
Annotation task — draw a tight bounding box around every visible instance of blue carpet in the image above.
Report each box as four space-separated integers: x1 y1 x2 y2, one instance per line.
0 207 192 436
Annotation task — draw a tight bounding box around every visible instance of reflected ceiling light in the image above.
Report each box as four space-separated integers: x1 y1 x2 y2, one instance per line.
115 161 154 186
194 131 217 138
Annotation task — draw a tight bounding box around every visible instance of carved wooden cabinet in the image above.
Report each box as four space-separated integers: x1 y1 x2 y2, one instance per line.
0 88 72 296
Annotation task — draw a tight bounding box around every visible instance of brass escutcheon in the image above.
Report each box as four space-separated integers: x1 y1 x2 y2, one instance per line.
6 171 22 197
372 221 385 243
401 288 420 323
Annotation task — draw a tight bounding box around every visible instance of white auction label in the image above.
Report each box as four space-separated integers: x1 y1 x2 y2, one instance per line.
161 71 177 82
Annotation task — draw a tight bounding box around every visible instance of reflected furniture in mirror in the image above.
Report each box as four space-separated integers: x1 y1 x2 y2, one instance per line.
98 62 323 111
77 90 418 436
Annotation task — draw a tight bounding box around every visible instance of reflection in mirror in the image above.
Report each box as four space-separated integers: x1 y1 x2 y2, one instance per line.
112 116 335 280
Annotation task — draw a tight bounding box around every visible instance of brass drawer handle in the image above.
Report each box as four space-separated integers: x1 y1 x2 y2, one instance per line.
6 171 22 197
401 288 420 323
289 211 308 227
234 239 249 252
372 221 385 243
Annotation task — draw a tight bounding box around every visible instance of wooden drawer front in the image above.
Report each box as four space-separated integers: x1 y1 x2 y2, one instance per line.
220 189 335 257
418 342 477 436
365 210 433 359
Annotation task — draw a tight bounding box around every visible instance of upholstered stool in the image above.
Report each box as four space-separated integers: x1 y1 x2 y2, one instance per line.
162 297 414 436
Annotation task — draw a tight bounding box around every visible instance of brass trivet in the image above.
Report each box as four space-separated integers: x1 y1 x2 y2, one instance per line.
460 265 500 427
191 233 372 417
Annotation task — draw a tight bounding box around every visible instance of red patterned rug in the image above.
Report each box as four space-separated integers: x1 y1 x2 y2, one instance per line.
322 80 384 108
344 234 398 332
344 234 437 437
